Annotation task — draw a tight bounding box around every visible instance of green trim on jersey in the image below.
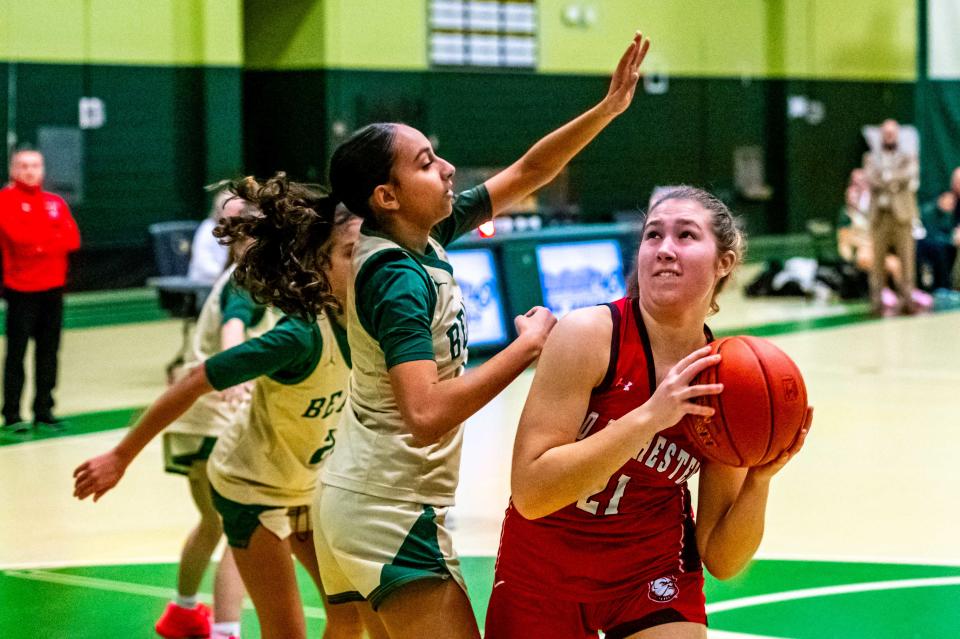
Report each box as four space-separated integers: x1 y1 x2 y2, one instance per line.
204 316 322 390
162 435 217 476
208 313 350 507
355 251 438 368
220 277 266 327
370 505 450 610
357 226 454 274
351 185 490 370
431 185 493 247
329 317 352 369
328 591 366 605
210 487 276 549
323 229 470 505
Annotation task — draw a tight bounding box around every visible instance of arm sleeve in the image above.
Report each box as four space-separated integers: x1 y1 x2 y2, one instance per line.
47 197 81 253
430 184 493 247
220 278 266 327
355 252 437 368
205 316 320 389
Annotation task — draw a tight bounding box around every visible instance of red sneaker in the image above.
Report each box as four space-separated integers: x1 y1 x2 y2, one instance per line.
155 602 212 638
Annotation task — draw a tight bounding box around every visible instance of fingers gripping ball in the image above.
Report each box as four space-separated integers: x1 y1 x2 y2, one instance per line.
682 336 807 467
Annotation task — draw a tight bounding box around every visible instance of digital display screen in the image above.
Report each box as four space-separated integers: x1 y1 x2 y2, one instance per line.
535 240 626 318
447 248 510 348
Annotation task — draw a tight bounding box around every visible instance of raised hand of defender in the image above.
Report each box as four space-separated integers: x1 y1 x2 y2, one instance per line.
73 450 127 502
600 31 651 116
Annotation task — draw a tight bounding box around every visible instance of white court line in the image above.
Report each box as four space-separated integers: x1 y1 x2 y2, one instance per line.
706 575 960 614
8 568 960 634
708 632 782 639
1 569 327 620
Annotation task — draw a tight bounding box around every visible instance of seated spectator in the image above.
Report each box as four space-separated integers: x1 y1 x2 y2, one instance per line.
187 190 245 284
953 167 960 221
917 190 959 291
837 168 932 311
837 169 880 273
952 168 960 288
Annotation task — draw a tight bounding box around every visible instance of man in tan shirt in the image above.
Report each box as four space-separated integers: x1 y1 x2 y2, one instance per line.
863 119 919 315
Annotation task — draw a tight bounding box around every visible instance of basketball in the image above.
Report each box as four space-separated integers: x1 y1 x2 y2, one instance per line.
681 336 807 467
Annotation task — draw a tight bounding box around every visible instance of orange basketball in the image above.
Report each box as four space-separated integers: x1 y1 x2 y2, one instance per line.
681 335 807 467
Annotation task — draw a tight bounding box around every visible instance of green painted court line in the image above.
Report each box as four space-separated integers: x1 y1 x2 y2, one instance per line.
20 567 958 619
3 559 960 639
707 575 960 613
715 308 874 337
2 569 324 619
704 558 960 602
0 288 169 336
703 560 960 639
0 407 142 447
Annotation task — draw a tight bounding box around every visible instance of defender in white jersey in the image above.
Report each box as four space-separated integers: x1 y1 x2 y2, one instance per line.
310 30 652 639
158 259 275 639
75 175 380 639
164 263 275 455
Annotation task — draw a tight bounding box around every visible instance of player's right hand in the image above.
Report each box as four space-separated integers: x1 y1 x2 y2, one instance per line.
514 306 557 354
73 450 126 502
645 345 723 429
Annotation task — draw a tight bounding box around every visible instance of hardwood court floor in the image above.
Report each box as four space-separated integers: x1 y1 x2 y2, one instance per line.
1 285 959 638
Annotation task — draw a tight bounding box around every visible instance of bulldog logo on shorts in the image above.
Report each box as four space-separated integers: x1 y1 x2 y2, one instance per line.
647 576 679 603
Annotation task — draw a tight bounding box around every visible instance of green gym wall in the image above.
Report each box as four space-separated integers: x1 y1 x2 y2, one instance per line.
1 0 953 290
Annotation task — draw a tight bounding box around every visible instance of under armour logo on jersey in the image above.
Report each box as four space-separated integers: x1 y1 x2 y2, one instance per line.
614 377 633 392
21 203 30 213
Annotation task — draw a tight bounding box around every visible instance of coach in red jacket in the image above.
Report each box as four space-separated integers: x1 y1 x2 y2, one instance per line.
0 149 80 433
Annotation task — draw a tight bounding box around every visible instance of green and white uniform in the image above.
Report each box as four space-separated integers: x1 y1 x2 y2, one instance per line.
163 265 275 474
315 185 491 607
205 313 351 547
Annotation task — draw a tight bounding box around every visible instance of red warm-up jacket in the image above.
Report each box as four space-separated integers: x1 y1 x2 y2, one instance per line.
0 180 81 292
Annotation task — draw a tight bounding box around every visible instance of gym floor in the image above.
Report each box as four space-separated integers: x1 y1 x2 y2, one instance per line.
2 278 959 638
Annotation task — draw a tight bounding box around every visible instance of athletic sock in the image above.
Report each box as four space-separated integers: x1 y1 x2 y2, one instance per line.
175 594 198 609
212 621 241 638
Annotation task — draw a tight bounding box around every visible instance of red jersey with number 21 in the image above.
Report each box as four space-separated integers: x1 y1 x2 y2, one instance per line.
494 296 708 601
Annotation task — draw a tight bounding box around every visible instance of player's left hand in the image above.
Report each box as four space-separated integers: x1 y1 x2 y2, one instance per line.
748 407 813 480
221 381 253 409
73 450 127 502
599 31 651 117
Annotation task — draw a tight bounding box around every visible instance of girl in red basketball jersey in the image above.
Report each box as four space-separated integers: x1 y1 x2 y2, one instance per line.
486 187 812 639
